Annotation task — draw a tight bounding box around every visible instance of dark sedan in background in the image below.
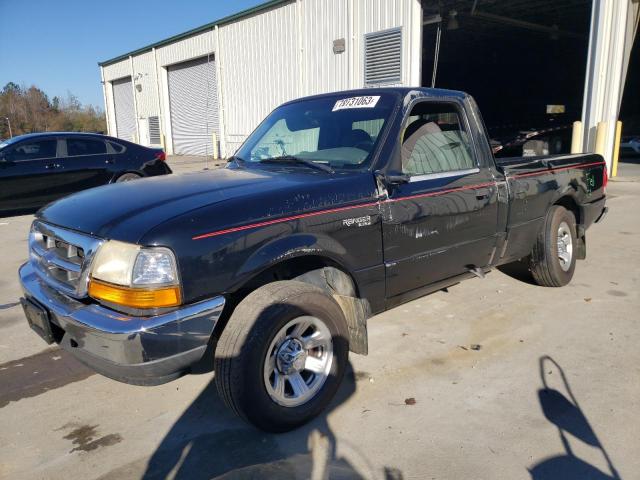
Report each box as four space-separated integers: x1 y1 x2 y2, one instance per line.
0 132 171 215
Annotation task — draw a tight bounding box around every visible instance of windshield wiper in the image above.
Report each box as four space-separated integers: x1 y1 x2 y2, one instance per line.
259 155 334 173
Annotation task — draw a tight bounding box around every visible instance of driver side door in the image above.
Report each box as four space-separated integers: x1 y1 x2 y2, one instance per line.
382 100 499 298
0 137 63 213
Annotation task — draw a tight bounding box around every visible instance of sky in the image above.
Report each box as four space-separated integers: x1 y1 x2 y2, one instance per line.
0 0 265 108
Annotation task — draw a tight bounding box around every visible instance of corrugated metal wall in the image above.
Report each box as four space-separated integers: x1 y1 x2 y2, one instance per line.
156 30 214 67
218 2 301 153
300 0 351 95
101 0 422 156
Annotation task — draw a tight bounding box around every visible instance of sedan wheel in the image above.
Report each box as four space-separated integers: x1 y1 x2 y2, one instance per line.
116 173 141 182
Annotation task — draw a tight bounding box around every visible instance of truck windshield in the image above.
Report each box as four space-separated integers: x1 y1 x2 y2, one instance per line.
235 93 397 171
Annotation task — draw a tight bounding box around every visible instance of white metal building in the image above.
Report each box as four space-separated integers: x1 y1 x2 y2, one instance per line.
99 0 639 172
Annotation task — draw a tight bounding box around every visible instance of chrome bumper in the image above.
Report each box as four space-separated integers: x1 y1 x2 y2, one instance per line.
19 262 225 385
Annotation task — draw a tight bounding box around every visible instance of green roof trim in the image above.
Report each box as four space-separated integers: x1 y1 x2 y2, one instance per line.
98 0 291 67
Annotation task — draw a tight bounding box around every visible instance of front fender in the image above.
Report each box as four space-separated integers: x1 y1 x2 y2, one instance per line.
236 233 352 280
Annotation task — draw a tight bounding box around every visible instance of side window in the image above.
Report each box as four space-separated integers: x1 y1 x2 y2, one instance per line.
401 102 476 176
107 141 125 154
4 140 57 161
250 119 319 161
67 139 107 157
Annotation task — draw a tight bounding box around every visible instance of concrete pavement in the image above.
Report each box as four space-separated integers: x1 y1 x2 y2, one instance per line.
0 172 638 480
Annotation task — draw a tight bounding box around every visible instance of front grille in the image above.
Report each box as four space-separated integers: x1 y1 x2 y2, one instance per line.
29 222 103 298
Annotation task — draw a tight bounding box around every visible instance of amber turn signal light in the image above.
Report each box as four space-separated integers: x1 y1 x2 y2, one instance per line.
88 279 181 309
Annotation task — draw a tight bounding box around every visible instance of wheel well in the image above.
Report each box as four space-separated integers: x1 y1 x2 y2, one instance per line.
239 255 358 297
554 196 581 226
554 195 586 260
213 256 360 340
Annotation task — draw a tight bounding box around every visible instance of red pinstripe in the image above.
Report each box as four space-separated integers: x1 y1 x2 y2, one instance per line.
192 200 379 240
511 161 605 179
192 160 606 240
384 181 497 204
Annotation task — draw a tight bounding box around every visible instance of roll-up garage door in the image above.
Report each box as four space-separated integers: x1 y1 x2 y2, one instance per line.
112 77 136 142
168 56 219 156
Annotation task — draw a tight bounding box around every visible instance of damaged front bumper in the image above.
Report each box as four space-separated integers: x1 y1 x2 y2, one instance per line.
19 262 225 385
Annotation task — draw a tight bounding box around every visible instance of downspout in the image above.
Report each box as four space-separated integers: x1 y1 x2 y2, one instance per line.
129 55 141 144
214 25 227 158
296 0 305 96
99 65 110 135
349 0 354 87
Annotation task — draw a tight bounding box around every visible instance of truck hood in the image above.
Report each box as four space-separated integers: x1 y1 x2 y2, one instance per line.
38 167 376 243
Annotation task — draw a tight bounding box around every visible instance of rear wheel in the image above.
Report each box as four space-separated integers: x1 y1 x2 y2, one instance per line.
530 206 577 287
214 281 349 432
115 172 141 182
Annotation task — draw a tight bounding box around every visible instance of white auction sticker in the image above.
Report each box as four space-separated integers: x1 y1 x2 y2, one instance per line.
332 95 380 111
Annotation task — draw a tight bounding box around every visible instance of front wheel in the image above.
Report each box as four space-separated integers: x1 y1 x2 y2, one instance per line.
530 206 577 287
214 281 349 432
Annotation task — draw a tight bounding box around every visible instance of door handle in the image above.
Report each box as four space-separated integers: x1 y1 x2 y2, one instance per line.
475 189 490 200
105 158 115 164
45 163 61 169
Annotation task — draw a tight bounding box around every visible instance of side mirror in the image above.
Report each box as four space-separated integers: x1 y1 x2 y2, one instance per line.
375 170 410 185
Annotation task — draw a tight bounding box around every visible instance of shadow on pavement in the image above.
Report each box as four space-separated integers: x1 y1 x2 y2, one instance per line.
528 356 621 480
100 360 402 480
0 207 39 218
497 259 537 286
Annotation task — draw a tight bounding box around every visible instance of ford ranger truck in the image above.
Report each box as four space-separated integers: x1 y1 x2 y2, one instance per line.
19 88 607 432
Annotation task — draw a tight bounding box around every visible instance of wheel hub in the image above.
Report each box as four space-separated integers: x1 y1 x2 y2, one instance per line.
264 316 334 407
556 221 573 272
276 338 307 375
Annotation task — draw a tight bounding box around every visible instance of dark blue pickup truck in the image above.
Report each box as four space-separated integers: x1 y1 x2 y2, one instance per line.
18 88 607 431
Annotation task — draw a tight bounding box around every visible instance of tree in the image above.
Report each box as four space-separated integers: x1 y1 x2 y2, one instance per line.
0 82 105 138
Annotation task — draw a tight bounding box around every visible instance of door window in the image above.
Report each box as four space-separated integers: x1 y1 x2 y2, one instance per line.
67 138 107 156
4 139 57 161
401 103 476 176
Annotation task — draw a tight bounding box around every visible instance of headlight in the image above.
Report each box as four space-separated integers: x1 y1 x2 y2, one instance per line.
88 241 181 309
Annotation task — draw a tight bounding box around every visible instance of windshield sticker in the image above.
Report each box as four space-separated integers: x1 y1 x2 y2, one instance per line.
332 96 380 111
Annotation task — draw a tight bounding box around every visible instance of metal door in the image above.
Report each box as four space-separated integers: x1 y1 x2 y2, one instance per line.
167 56 219 156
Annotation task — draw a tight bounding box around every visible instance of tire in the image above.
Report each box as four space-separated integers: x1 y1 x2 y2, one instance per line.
115 172 142 182
530 206 577 287
214 280 349 432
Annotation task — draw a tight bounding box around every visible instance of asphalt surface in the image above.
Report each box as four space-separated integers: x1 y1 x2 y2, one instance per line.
0 161 638 480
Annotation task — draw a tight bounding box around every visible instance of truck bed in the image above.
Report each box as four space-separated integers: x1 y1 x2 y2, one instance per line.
495 152 604 173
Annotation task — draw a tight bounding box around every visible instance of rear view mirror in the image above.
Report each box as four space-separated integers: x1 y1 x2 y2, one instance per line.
286 112 320 132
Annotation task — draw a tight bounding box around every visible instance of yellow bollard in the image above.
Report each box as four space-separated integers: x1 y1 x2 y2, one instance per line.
594 121 607 156
571 121 583 153
212 132 219 160
611 121 622 177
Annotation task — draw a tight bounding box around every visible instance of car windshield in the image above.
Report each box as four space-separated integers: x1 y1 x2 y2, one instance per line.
234 93 397 171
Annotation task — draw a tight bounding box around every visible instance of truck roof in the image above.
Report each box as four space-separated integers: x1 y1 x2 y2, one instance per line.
281 87 468 107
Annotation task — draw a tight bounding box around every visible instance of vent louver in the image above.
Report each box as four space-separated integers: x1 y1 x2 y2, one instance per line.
364 28 402 86
148 116 161 145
